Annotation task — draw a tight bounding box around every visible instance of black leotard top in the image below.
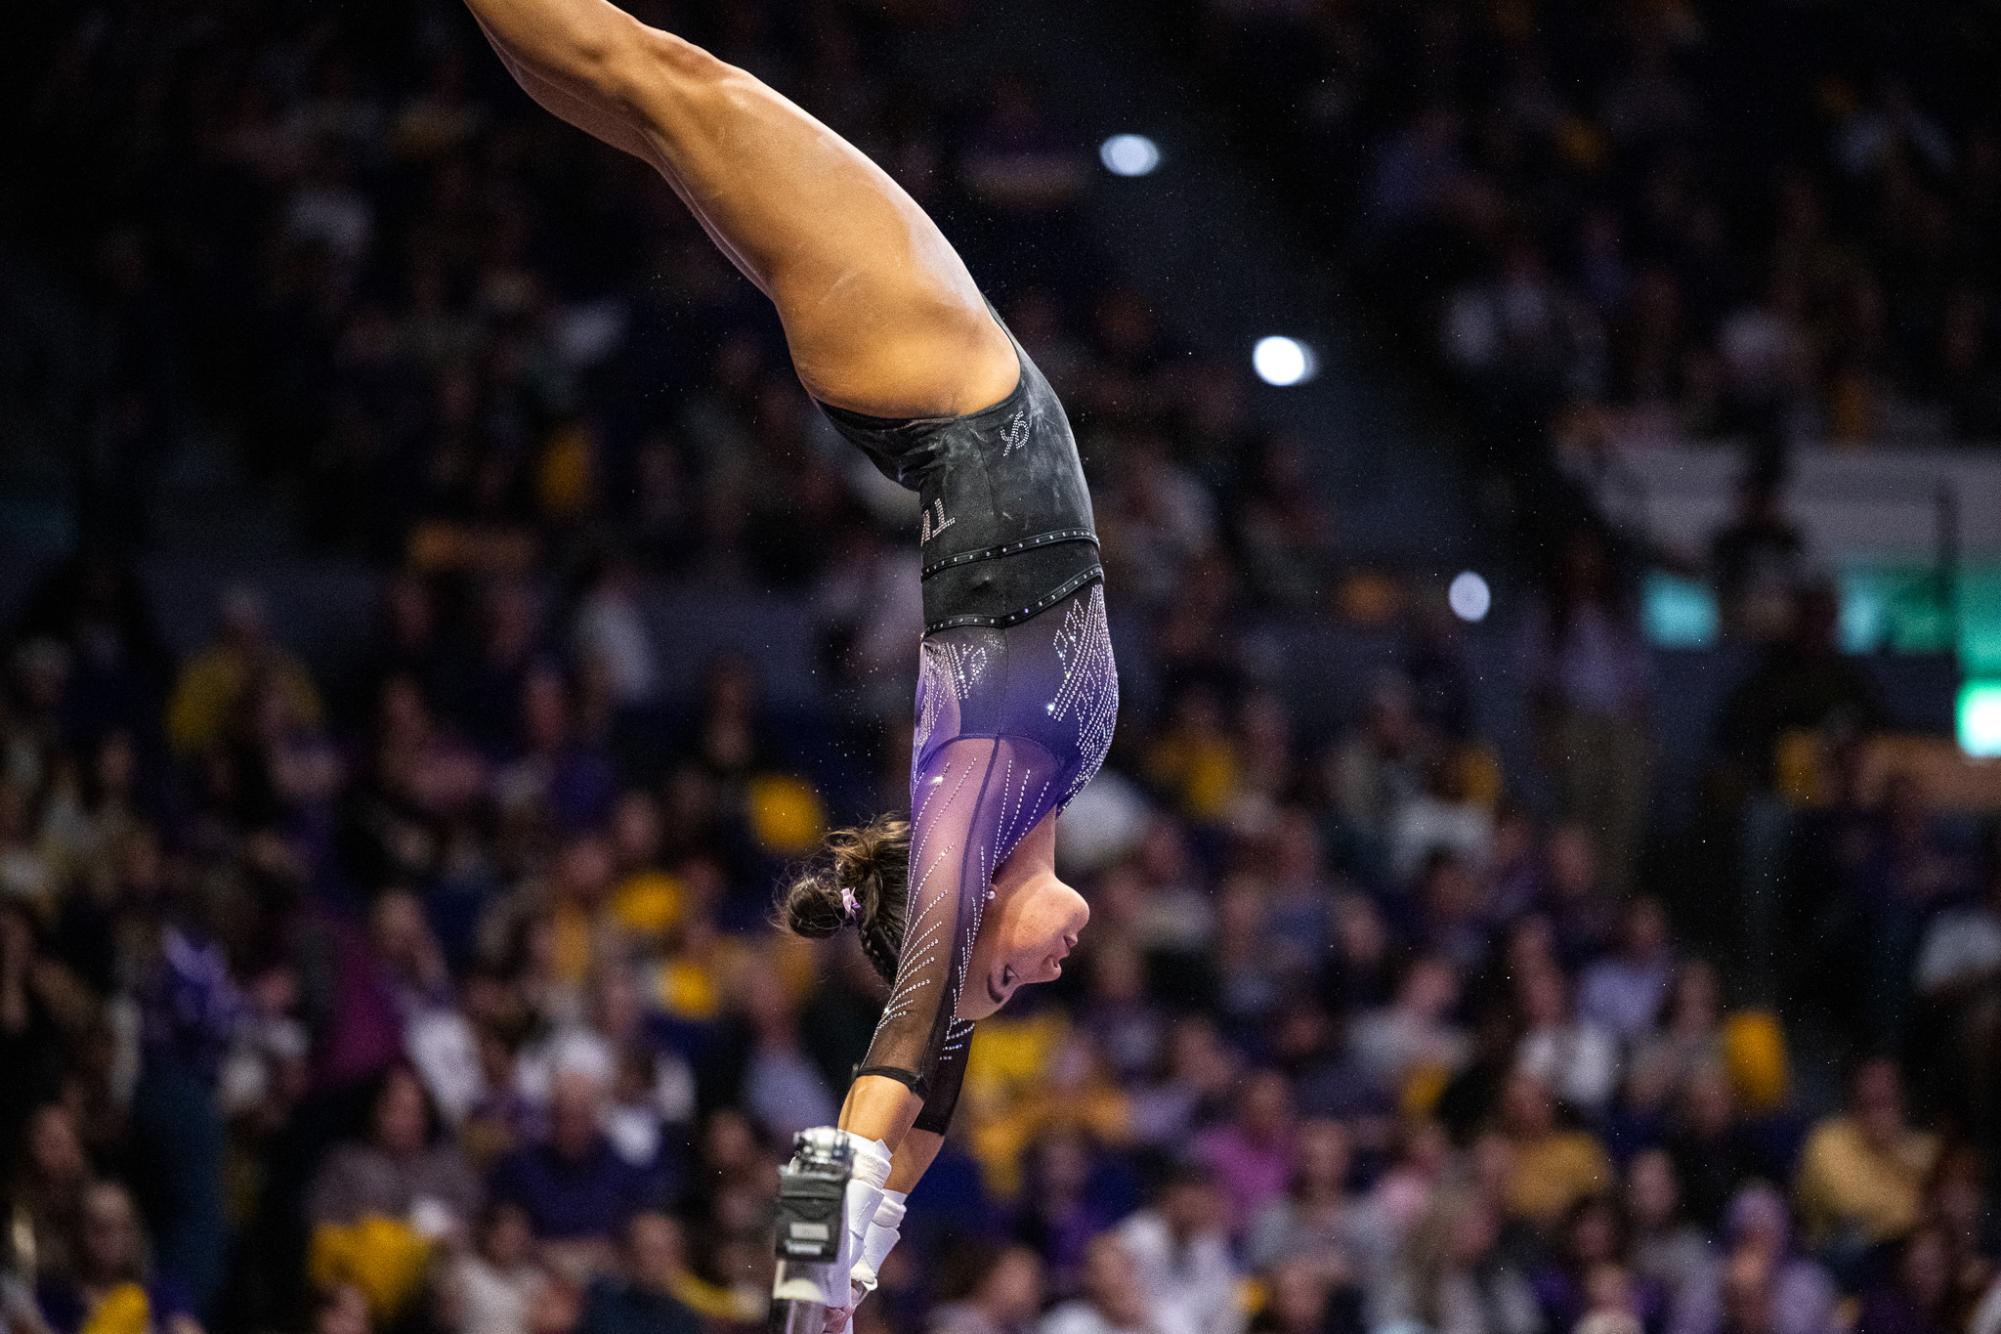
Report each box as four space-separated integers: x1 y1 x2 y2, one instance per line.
817 315 1102 636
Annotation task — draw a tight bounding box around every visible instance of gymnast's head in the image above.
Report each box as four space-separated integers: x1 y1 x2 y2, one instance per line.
779 813 1088 1020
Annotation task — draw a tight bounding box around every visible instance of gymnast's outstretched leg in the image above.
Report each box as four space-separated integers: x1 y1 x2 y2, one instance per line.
460 0 1020 419
463 0 1012 1143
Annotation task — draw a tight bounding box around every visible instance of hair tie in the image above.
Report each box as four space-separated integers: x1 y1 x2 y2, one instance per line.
839 886 861 924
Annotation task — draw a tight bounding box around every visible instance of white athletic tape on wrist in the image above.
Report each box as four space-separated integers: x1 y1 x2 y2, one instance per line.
838 1136 891 1284
841 1134 894 1191
853 1189 908 1293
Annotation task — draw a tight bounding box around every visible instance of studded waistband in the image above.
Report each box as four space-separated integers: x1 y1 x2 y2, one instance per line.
920 529 1099 580
922 565 1105 634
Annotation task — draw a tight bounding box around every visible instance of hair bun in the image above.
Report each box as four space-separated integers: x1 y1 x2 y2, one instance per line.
776 816 911 950
780 867 849 940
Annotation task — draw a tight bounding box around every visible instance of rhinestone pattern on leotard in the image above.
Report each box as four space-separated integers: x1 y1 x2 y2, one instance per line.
863 581 1117 1130
912 635 996 762
1046 582 1118 804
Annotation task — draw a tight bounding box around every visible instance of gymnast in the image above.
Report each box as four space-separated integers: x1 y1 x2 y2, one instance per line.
458 0 1120 1323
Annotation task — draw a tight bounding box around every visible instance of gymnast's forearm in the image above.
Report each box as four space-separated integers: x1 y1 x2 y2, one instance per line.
888 1129 944 1194
838 1074 923 1152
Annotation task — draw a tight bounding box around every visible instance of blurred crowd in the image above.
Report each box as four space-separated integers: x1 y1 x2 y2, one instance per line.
1169 0 2001 451
4 2 2000 1334
1 534 1997 1334
9 0 1329 620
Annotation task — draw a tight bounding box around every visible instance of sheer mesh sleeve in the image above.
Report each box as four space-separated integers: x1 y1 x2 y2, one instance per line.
861 584 1116 1123
855 733 1063 1096
911 1020 973 1135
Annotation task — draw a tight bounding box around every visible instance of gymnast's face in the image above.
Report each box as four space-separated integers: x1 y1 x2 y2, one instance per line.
958 876 1089 1020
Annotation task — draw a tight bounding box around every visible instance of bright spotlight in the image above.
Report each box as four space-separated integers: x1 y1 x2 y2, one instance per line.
1099 134 1162 177
1962 681 2001 757
1449 571 1492 623
1252 336 1318 387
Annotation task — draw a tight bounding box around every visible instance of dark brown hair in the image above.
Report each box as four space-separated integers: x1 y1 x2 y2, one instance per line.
779 815 911 985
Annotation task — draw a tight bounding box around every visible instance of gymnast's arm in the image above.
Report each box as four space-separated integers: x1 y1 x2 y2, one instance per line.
889 1130 945 1194
838 1076 923 1152
838 1128 941 1321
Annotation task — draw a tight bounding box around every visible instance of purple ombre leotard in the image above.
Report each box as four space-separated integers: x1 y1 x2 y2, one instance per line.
817 314 1119 1133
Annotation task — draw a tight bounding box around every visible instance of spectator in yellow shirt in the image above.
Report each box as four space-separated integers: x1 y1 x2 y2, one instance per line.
1497 1071 1613 1231
1795 1058 1938 1252
166 586 323 757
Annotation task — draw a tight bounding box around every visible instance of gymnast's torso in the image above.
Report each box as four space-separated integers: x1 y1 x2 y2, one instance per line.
817 314 1104 636
813 311 1118 1132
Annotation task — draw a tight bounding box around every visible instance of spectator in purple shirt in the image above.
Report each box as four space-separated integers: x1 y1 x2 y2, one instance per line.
494 667 618 833
1697 1186 1838 1334
1579 898 1677 1044
1197 1069 1297 1236
489 1068 664 1269
1013 1129 1133 1294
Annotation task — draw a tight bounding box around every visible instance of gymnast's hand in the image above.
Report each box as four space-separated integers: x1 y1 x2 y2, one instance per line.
823 1189 908 1332
772 1129 893 1313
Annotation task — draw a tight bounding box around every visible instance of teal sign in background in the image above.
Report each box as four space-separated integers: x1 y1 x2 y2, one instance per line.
1642 564 2001 755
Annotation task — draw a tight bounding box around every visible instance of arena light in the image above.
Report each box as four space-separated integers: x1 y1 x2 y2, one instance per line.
1099 134 1162 177
1252 335 1318 387
1449 571 1492 623
1960 681 2001 757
